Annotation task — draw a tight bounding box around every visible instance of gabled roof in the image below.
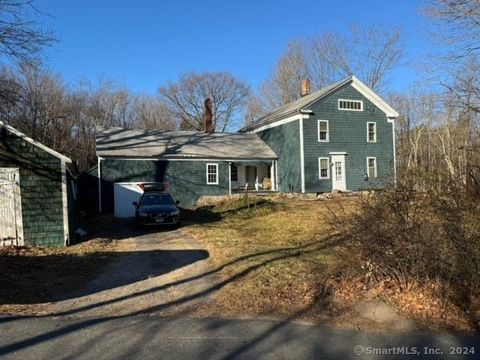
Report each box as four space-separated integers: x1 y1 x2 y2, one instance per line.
0 121 72 163
96 127 278 160
240 75 399 132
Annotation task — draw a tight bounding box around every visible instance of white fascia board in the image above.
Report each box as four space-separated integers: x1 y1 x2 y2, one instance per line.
61 160 70 246
299 118 305 193
249 114 304 133
350 76 399 118
0 121 72 163
98 157 277 162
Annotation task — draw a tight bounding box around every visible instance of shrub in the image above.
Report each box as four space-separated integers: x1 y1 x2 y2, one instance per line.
332 170 480 298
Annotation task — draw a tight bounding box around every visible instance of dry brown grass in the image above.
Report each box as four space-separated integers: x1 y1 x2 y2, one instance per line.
185 194 480 331
183 195 357 319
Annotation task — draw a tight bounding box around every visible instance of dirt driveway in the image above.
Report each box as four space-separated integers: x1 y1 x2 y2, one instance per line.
49 226 219 318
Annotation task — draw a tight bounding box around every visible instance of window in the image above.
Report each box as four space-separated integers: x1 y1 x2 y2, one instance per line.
367 122 377 143
231 164 238 182
318 120 329 142
367 157 377 178
318 157 330 179
206 163 219 184
338 99 363 111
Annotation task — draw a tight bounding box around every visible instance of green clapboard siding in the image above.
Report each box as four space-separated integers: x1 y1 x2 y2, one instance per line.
100 159 229 210
303 84 394 192
0 131 65 246
257 120 301 192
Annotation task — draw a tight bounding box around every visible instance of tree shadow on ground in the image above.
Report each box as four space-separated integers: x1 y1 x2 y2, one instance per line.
0 249 209 304
1 234 479 358
75 198 273 243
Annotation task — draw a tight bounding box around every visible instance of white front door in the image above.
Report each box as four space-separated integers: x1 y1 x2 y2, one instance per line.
331 155 346 191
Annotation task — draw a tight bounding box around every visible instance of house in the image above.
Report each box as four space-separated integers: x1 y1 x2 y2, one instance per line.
0 121 78 246
96 129 278 215
240 75 398 193
96 75 398 215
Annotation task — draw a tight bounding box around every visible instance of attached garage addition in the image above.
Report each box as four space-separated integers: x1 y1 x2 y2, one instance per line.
96 128 278 213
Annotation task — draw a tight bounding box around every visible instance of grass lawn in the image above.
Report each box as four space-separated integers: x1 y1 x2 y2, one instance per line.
183 195 357 321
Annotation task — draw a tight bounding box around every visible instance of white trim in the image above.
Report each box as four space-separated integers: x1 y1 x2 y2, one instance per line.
206 163 219 185
0 121 72 163
367 122 377 143
96 157 277 162
228 163 232 195
367 157 378 178
318 157 330 179
317 120 329 142
299 118 305 193
270 161 276 191
250 114 305 133
61 160 70 246
275 160 278 191
389 118 397 186
338 98 363 112
350 76 399 118
244 75 398 133
98 157 102 213
329 151 347 155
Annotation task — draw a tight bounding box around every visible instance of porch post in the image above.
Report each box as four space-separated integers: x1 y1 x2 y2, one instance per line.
228 162 232 195
271 161 276 191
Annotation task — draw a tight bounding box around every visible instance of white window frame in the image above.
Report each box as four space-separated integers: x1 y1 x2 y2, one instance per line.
338 99 364 112
206 163 219 185
318 157 330 179
367 157 377 178
317 120 329 142
367 122 377 143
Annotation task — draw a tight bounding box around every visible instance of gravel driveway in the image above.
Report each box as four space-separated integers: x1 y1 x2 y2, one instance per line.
49 225 219 318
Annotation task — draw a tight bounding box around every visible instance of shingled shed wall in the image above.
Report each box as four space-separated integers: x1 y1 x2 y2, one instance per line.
0 128 67 246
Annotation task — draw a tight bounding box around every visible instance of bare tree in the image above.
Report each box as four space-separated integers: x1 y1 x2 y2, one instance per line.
0 0 55 63
134 95 175 130
259 24 403 109
259 41 309 110
159 71 250 132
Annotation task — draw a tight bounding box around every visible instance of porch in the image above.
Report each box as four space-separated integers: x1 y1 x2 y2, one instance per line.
229 160 277 194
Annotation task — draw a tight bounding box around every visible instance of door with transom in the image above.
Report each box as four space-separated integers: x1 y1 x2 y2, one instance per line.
331 154 346 191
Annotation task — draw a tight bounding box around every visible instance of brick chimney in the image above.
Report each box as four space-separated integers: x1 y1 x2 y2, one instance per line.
301 79 311 97
204 98 214 133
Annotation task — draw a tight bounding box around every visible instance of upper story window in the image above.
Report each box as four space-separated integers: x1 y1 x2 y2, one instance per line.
317 120 329 142
367 122 377 143
338 99 363 111
206 163 219 185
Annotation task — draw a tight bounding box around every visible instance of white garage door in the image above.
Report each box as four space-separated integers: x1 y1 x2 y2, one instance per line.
114 183 143 218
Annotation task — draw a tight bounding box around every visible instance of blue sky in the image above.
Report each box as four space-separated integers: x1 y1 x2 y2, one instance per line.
39 0 432 94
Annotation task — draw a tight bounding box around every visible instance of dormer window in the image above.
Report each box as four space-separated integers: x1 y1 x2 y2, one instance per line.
338 99 363 111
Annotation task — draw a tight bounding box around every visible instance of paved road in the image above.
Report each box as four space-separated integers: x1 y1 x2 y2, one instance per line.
0 315 478 360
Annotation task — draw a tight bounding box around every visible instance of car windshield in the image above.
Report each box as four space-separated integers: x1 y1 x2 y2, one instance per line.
140 193 174 206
